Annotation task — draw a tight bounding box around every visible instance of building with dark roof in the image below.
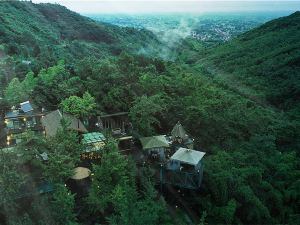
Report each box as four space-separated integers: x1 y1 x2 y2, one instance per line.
4 101 44 146
41 110 87 138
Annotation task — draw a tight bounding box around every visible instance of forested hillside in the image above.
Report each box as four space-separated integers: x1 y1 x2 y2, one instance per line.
0 1 160 92
0 1 299 225
196 11 300 116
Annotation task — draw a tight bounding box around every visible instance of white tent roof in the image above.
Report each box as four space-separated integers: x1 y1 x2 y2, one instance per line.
71 167 91 180
140 135 169 149
171 147 205 166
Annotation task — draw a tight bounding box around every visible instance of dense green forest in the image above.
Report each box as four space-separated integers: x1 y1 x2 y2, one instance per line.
0 1 299 225
189 12 300 115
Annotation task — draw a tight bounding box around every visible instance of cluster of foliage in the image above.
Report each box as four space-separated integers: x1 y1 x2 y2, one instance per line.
86 140 172 225
0 131 173 225
6 54 297 224
0 1 299 225
60 92 96 118
0 1 161 96
0 129 80 225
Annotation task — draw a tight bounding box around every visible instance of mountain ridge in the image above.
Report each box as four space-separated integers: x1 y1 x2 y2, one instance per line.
196 11 300 114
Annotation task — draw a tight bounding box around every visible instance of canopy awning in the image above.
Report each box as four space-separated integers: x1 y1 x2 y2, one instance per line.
140 135 169 149
171 147 205 166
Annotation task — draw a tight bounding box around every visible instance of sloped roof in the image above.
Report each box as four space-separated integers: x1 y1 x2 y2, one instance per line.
82 132 106 144
20 101 33 113
42 110 87 137
140 135 169 149
5 110 20 118
99 112 128 118
171 147 205 166
171 122 187 139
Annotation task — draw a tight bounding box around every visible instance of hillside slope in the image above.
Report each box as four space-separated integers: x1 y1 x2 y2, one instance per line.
198 12 300 115
0 1 160 81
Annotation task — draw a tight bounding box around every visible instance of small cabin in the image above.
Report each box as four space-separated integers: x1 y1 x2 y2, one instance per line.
81 132 106 160
41 110 87 138
171 122 194 149
140 135 170 161
96 112 131 136
4 101 44 146
162 147 205 189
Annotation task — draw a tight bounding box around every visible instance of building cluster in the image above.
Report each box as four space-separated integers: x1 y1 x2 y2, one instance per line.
139 122 205 189
1 100 205 191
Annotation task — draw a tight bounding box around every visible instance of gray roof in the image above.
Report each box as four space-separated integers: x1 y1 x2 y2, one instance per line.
140 135 170 149
20 101 33 113
5 110 20 118
39 152 49 161
42 110 87 137
171 147 205 166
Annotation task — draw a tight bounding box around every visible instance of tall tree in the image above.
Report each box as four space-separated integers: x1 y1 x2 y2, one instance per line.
129 94 166 136
60 91 96 118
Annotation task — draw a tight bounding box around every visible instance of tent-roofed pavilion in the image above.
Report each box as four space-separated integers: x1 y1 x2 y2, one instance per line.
140 135 169 149
140 135 170 161
162 147 206 189
171 147 205 166
171 121 187 140
171 122 194 149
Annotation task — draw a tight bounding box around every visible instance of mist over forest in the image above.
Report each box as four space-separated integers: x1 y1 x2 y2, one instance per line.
0 1 299 225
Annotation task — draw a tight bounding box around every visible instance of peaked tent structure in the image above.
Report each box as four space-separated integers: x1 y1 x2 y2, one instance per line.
41 110 87 137
171 121 187 140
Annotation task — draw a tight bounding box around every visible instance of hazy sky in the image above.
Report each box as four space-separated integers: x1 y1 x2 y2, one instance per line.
32 1 300 13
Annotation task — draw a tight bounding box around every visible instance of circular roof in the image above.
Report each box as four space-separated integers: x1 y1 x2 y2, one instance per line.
71 167 91 180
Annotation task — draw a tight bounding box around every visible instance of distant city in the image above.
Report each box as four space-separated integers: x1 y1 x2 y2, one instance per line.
86 11 295 43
